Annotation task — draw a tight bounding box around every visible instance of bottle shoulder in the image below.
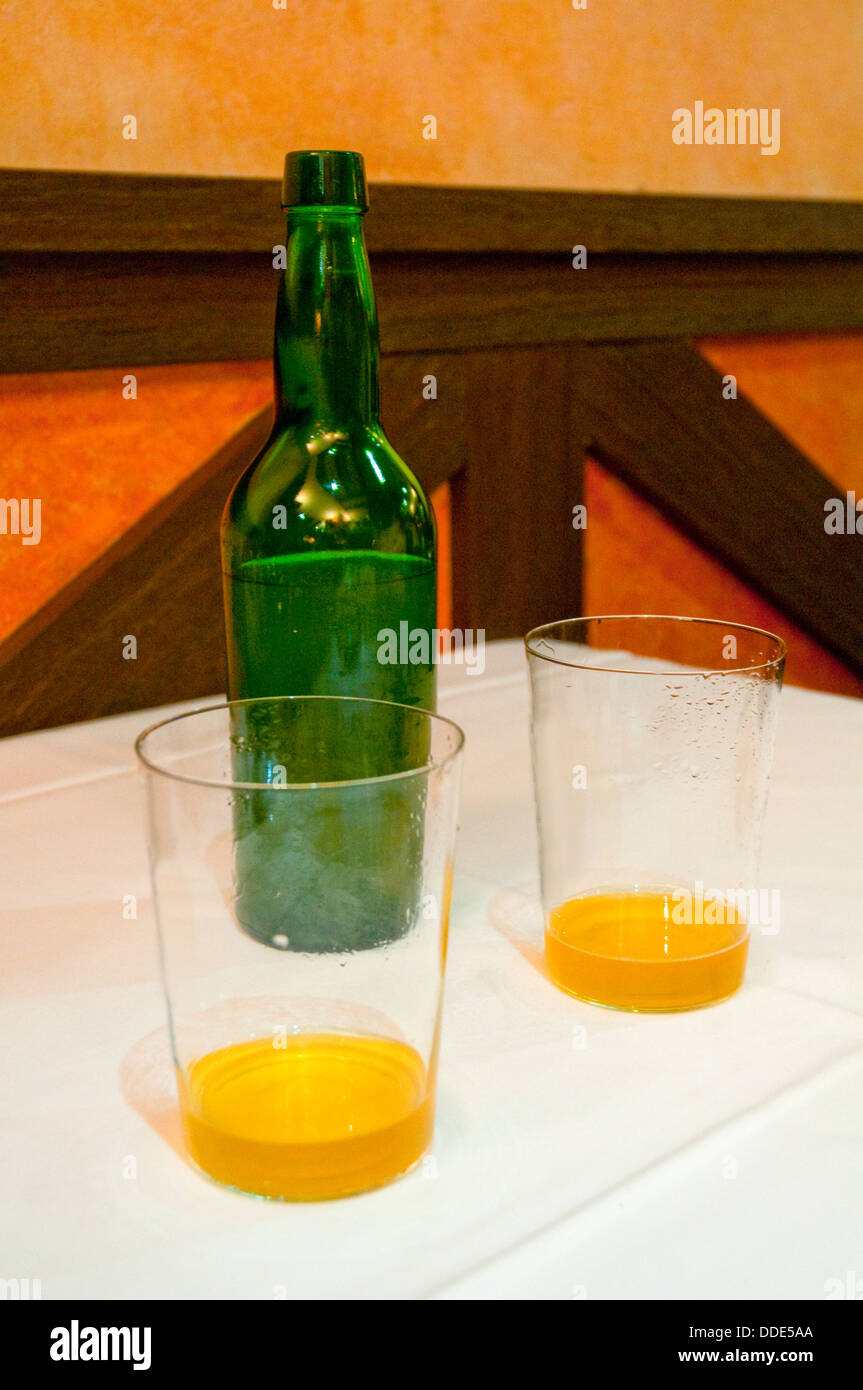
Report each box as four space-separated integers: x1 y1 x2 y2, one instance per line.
221 421 435 566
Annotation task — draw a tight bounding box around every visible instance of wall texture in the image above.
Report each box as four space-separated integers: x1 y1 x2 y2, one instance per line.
1 1 861 197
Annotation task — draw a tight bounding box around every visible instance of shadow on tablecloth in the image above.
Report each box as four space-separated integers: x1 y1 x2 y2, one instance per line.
486 890 549 979
119 1026 185 1159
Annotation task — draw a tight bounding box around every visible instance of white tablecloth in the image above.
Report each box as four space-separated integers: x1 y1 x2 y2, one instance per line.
2 641 862 1300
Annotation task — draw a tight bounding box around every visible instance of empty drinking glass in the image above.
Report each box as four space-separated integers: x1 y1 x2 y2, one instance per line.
525 617 785 1012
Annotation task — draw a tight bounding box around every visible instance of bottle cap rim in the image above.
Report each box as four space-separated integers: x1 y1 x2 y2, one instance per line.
281 150 368 210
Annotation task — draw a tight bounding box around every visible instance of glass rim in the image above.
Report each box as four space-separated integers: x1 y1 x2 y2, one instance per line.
524 614 787 677
134 694 465 792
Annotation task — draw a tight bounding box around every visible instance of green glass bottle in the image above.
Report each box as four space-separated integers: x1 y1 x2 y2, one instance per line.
221 151 436 953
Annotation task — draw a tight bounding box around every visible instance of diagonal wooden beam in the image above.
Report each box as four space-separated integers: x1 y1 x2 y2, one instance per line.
574 338 863 672
0 407 272 735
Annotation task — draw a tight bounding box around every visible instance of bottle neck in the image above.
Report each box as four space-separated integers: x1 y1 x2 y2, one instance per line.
274 209 380 427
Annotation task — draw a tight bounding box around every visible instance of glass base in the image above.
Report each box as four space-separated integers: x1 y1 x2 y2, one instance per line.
545 887 749 1012
184 1142 431 1203
545 974 745 1014
177 1032 434 1201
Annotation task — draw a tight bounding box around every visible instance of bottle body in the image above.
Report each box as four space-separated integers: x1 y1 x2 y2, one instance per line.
220 153 436 952
223 435 436 712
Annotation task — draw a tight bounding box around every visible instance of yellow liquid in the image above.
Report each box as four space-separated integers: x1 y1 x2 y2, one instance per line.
178 1033 434 1200
546 889 748 1012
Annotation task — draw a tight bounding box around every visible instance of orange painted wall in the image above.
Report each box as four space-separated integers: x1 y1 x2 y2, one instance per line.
1 1 862 198
0 362 271 641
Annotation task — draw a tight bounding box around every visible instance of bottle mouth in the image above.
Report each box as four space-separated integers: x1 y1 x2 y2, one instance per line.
281 150 368 211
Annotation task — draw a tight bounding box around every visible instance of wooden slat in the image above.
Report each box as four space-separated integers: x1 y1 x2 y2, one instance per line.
453 345 584 638
370 184 863 255
375 252 863 348
573 339 863 672
0 252 276 373
2 251 863 374
0 171 279 253
3 169 862 255
378 354 466 496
